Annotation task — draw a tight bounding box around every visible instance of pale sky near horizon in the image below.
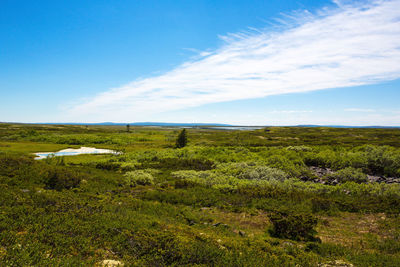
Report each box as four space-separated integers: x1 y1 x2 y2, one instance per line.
1 0 400 125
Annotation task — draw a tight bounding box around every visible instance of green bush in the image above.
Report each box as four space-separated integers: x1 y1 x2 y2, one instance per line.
268 212 319 241
264 154 305 177
43 166 84 191
238 166 288 181
325 167 367 184
124 170 154 186
360 145 400 176
215 162 289 181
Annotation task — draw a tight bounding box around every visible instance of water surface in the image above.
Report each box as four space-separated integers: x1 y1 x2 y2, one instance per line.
34 147 119 160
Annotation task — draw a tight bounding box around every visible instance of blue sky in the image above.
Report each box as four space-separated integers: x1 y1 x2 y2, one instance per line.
1 0 400 125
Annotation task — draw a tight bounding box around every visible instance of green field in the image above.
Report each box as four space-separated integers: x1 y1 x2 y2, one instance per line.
1 123 400 266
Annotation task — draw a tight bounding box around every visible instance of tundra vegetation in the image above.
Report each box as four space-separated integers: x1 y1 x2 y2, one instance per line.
1 123 400 266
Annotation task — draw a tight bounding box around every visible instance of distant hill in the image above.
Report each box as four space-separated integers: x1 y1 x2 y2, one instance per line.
128 122 233 127
1 122 399 128
295 125 400 129
31 122 233 127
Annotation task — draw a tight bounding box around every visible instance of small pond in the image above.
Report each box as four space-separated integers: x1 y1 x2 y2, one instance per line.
34 147 119 160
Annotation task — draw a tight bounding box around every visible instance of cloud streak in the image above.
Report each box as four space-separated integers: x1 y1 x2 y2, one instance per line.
344 108 375 112
68 0 400 122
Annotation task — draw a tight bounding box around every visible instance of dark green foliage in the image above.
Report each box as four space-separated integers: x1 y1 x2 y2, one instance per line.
311 197 334 213
42 166 85 190
0 153 84 190
174 178 201 188
0 153 33 177
268 212 319 241
175 129 188 148
95 161 121 170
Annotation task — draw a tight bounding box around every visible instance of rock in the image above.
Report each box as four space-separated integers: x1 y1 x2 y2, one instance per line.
101 259 124 266
309 166 334 178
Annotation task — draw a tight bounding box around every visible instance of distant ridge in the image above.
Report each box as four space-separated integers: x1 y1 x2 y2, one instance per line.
33 122 234 127
1 122 399 128
295 125 400 129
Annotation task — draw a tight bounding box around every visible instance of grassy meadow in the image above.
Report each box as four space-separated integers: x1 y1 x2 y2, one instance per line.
1 123 400 266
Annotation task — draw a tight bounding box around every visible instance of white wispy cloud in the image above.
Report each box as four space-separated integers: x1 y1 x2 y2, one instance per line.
344 108 376 112
270 110 313 114
67 0 400 122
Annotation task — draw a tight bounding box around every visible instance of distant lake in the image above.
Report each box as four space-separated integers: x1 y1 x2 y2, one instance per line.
34 147 119 160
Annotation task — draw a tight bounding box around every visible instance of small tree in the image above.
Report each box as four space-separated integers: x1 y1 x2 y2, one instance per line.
175 129 188 148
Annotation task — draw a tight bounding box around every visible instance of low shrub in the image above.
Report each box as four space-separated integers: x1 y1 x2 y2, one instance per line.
268 212 319 241
43 166 84 191
215 162 289 181
325 167 367 184
286 146 312 152
174 179 201 188
95 161 121 171
238 166 288 181
140 158 215 171
0 153 33 177
124 170 154 187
